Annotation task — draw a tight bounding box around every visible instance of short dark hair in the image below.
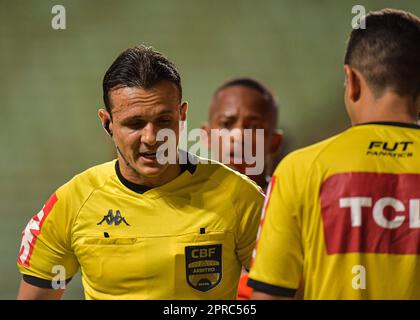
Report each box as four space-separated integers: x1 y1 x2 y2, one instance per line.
344 8 420 99
103 45 182 114
214 77 279 127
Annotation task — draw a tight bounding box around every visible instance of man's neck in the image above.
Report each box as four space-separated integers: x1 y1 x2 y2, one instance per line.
355 92 418 125
118 158 181 188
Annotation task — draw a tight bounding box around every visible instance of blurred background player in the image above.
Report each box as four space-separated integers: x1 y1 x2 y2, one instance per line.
249 8 420 299
16 46 264 299
203 78 283 192
203 78 283 299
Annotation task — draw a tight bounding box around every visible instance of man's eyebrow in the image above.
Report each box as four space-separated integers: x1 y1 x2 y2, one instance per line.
119 110 174 124
216 114 237 119
244 115 266 121
119 116 144 125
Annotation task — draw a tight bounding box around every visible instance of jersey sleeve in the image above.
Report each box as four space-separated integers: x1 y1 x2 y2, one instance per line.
234 179 265 271
248 155 304 297
17 183 79 288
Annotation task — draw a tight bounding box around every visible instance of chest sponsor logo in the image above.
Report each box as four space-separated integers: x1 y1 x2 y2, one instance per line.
185 244 222 292
97 209 130 226
320 173 420 254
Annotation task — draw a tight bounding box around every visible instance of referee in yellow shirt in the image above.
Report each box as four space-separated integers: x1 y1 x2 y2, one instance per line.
17 45 264 299
249 8 420 299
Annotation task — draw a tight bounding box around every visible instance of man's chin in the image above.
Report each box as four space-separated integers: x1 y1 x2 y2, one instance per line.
134 163 167 178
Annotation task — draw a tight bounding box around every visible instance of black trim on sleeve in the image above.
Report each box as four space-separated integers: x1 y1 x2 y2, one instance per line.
247 278 297 297
22 274 73 289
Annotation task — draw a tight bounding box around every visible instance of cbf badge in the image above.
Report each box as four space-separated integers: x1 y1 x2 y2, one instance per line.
185 244 222 292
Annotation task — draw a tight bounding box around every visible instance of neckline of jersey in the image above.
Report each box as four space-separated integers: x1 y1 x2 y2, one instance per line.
357 121 420 129
114 151 198 194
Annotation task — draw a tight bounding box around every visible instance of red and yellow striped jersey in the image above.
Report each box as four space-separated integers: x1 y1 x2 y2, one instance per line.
249 122 420 299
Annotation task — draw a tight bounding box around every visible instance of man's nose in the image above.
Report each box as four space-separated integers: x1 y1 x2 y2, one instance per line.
230 125 245 136
141 122 157 146
229 127 245 150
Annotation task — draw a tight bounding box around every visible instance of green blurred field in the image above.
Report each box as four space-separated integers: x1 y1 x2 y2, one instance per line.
1 0 419 299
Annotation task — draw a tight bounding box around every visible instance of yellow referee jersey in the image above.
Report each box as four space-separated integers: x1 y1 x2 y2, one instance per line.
17 152 264 299
248 122 420 299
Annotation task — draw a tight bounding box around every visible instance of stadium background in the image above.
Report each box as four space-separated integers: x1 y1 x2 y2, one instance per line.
1 0 419 299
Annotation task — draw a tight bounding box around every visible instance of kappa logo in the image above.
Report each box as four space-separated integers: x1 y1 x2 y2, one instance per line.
185 244 222 292
97 210 130 226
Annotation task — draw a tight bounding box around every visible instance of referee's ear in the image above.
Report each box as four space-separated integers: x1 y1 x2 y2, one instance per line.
98 108 112 136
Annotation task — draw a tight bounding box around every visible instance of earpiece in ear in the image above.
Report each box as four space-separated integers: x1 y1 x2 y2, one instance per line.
104 120 113 137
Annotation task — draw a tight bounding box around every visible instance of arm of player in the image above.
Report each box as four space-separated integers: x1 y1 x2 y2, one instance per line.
251 291 294 300
17 279 65 300
247 155 304 299
17 189 79 298
250 278 305 300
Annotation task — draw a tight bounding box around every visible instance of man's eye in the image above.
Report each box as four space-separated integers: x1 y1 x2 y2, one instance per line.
247 123 264 130
157 118 172 126
126 121 146 129
219 120 232 128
